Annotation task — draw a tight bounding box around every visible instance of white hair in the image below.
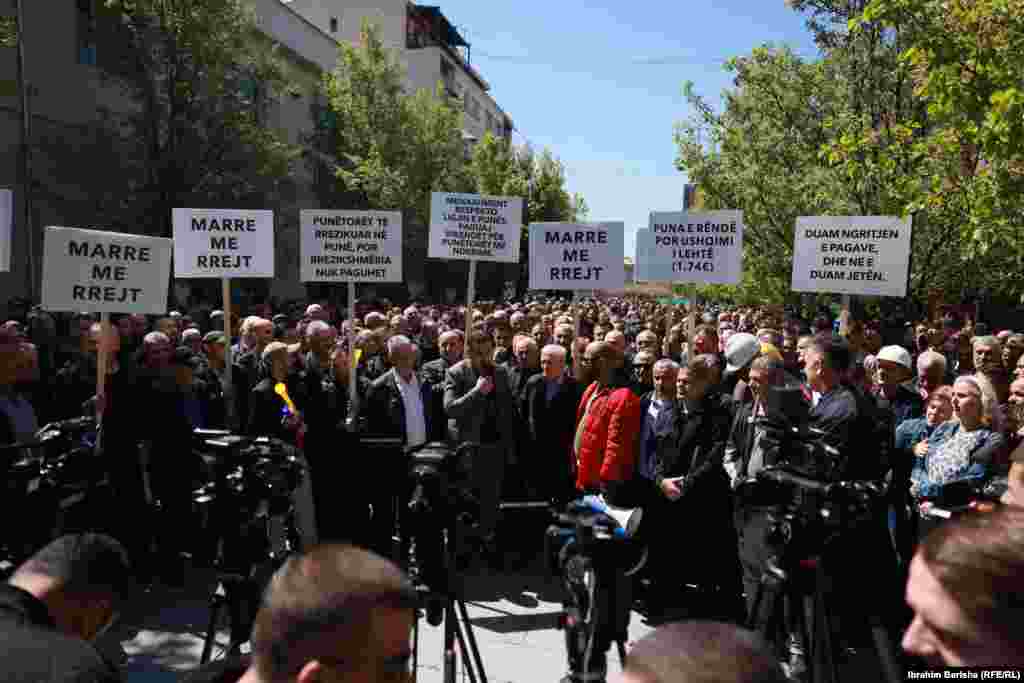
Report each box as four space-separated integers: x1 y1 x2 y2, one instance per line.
917 350 947 374
143 331 169 346
305 320 331 339
541 344 567 362
653 358 680 374
387 334 416 356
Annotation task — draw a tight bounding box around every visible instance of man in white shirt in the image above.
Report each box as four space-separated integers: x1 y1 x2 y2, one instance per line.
365 335 430 448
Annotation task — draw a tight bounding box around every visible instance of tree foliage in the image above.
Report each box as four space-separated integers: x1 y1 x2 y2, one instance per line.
468 132 588 293
322 20 468 227
677 0 1024 305
94 0 299 236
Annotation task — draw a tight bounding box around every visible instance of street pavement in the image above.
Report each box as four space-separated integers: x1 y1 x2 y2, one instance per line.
107 556 657 683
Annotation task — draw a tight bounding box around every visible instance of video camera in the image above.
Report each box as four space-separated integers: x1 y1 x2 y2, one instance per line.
190 430 305 571
1 418 102 572
403 442 479 609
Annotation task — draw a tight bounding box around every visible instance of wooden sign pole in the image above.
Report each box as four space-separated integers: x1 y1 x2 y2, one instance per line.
348 281 358 411
222 277 233 389
96 312 110 421
464 260 476 357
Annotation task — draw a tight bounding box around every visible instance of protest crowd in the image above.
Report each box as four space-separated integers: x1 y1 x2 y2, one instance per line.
2 292 1024 683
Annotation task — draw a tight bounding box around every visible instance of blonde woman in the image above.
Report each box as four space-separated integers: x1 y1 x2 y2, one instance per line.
910 375 1005 501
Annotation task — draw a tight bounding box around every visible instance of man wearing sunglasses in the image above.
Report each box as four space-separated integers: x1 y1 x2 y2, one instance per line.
1 533 132 682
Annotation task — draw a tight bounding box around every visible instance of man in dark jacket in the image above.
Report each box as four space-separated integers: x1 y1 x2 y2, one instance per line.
420 330 462 442
521 344 579 503
0 534 132 683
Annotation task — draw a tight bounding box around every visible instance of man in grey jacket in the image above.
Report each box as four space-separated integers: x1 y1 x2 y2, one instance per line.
443 327 518 562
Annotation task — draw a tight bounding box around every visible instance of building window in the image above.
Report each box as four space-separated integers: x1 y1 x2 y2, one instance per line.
76 0 98 66
330 17 339 33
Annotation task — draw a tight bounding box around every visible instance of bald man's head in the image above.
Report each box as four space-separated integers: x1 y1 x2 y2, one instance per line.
605 330 626 353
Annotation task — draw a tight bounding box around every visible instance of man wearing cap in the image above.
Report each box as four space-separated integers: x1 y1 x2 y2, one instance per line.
723 332 761 405
876 345 924 430
198 331 233 430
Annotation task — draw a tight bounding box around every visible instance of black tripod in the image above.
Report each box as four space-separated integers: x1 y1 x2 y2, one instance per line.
746 521 902 683
409 509 488 683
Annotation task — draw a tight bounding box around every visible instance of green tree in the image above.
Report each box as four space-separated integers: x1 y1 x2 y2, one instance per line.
468 132 588 294
92 0 299 236
676 46 855 302
320 20 469 294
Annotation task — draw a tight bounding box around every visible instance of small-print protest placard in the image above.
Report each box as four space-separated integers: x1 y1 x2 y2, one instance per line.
529 222 625 291
646 211 744 285
428 192 522 263
300 210 402 283
172 208 274 278
41 226 172 315
791 216 912 297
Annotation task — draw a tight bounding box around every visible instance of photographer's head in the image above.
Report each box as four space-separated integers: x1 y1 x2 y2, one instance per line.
247 545 417 683
9 534 132 642
803 335 850 393
903 507 1024 667
618 621 785 683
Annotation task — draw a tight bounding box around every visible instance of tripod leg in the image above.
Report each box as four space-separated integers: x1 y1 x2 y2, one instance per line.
616 640 627 668
200 593 223 665
811 575 839 683
869 619 903 683
443 600 457 683
452 608 479 683
412 606 420 683
457 600 488 683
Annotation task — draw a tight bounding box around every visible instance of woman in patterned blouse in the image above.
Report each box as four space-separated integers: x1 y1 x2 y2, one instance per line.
911 375 1004 501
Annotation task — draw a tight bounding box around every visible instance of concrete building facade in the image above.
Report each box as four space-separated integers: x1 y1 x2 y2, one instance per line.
0 0 513 312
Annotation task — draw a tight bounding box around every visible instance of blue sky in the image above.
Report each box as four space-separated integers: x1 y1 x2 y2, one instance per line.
434 0 820 258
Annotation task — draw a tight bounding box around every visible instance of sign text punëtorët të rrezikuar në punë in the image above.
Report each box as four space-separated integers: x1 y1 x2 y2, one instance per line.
308 213 393 280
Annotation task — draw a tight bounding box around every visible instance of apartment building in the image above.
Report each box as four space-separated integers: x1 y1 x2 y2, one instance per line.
281 0 514 145
0 0 512 308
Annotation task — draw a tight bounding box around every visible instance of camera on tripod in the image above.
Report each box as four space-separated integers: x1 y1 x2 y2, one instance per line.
546 497 645 683
1 417 103 572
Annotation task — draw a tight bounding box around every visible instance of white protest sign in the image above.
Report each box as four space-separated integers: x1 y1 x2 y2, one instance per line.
646 211 744 285
0 188 10 272
41 226 172 315
529 222 624 291
172 208 274 278
428 192 522 263
791 216 912 297
300 210 402 283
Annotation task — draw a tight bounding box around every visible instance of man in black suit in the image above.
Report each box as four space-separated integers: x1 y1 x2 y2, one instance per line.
505 335 541 404
521 344 579 503
419 330 462 442
364 335 435 559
